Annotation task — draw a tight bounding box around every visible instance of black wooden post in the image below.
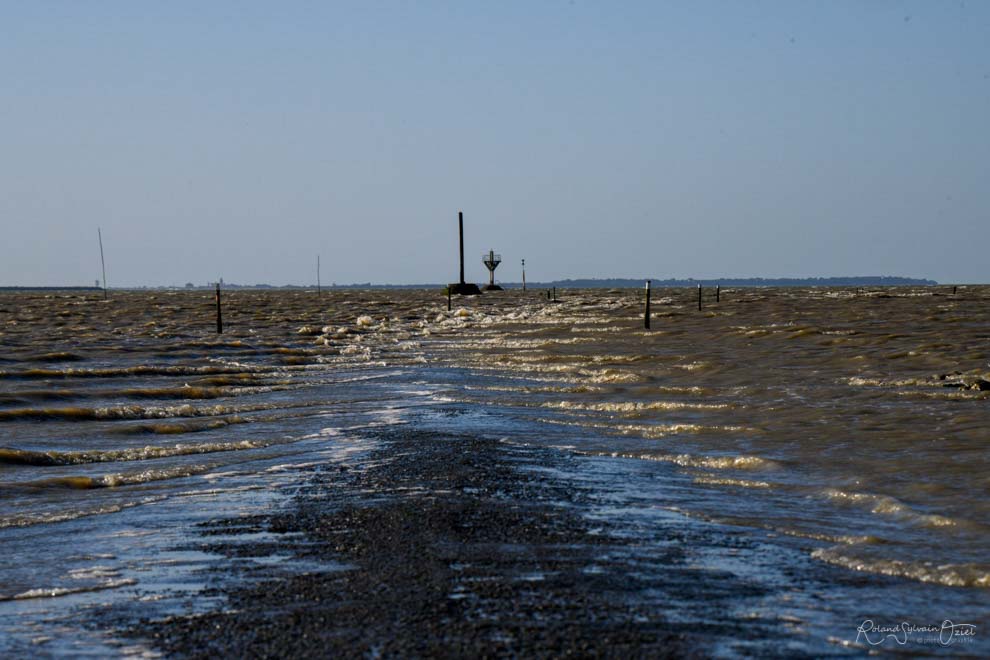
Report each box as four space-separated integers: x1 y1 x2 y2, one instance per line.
697 284 702 311
216 283 223 334
716 284 720 303
644 280 651 329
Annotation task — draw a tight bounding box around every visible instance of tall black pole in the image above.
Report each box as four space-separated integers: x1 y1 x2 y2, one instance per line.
458 211 465 284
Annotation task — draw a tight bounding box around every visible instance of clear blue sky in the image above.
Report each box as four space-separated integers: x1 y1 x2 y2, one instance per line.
2 1 987 286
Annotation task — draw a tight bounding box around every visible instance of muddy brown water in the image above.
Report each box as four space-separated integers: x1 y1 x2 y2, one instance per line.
0 287 987 653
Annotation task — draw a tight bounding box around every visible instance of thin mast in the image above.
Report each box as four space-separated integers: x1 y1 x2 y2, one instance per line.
98 227 108 300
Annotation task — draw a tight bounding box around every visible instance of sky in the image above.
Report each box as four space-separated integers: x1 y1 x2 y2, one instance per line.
2 1 987 286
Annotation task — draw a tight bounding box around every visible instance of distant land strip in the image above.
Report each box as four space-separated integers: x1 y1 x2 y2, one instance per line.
324 276 941 289
510 276 940 288
0 286 104 291
0 277 943 291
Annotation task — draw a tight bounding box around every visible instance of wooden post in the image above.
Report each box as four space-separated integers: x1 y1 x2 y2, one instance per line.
952 285 957 295
447 287 452 311
521 259 526 291
215 283 223 334
552 287 557 302
697 284 702 311
547 289 551 300
716 284 720 303
644 280 651 329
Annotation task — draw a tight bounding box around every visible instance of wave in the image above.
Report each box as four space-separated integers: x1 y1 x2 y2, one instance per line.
2 464 215 491
0 401 291 422
0 389 77 405
0 365 277 380
464 384 604 394
542 400 731 413
577 369 643 384
811 547 990 588
0 384 290 407
538 417 750 439
116 384 291 400
111 416 251 436
847 376 935 388
580 448 777 471
822 488 960 528
0 440 268 466
0 578 137 602
692 474 773 488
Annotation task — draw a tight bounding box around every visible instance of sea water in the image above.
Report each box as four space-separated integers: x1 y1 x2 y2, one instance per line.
0 287 987 654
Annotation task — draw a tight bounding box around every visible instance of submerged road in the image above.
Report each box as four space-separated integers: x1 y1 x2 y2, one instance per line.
109 418 908 658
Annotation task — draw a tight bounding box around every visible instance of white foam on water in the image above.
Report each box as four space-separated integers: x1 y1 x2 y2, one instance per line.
542 400 731 413
0 440 270 466
0 496 170 529
692 474 773 488
96 464 216 488
672 361 710 371
578 369 643 384
339 345 372 359
578 447 777 471
0 401 288 422
537 417 751 440
1 578 138 602
201 470 248 480
464 384 604 394
775 528 880 545
847 376 933 388
67 566 121 580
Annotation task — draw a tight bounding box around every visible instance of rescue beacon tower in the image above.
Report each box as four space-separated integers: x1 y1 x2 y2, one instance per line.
483 250 503 291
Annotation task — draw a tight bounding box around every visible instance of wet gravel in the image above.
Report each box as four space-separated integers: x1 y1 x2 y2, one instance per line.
113 428 827 658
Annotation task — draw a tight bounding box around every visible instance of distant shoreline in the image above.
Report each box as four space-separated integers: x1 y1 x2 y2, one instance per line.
0 286 104 292
0 276 944 291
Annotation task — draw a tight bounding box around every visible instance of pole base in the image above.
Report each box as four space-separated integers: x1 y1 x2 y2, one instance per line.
483 284 503 291
448 283 482 295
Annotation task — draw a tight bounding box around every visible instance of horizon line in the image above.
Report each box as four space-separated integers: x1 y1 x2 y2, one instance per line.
1 275 961 291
